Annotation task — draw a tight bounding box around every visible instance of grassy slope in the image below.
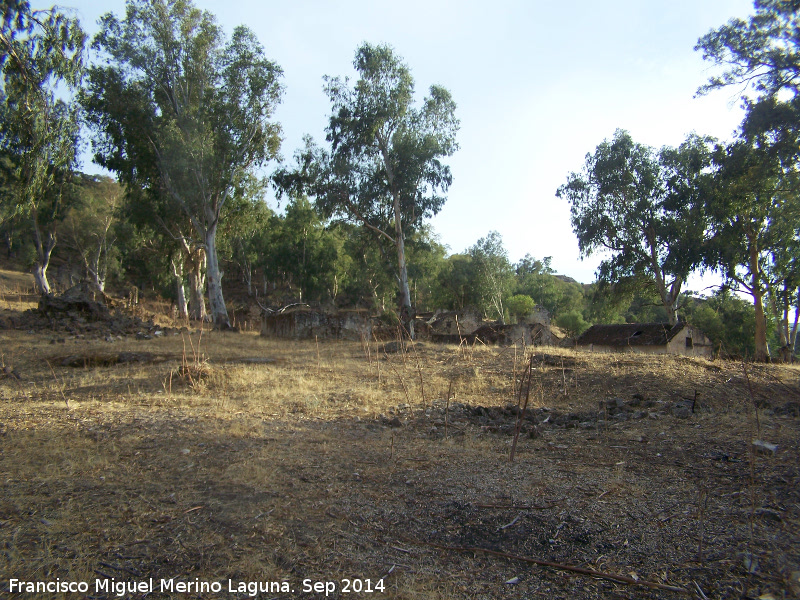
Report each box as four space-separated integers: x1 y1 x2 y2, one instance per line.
0 274 798 599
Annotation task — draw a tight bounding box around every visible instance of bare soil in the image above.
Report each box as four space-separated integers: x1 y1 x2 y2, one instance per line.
0 293 798 599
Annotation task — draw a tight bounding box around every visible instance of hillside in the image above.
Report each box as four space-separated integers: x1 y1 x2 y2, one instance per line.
0 280 797 599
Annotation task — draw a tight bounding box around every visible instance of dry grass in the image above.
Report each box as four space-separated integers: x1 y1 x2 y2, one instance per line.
0 301 799 598
0 268 37 311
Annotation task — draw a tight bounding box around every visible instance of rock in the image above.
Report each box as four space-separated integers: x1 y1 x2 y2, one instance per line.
754 507 782 522
752 439 778 456
671 403 691 419
1 365 20 380
387 417 403 428
774 401 800 417
382 341 406 353
740 552 759 573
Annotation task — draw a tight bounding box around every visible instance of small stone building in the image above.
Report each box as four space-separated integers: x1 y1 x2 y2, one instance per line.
428 309 483 343
576 322 713 358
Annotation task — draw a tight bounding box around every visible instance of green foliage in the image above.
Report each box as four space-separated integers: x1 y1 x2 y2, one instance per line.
683 289 764 357
338 224 395 311
555 310 589 338
267 196 348 303
83 0 284 325
405 225 449 312
696 1 800 99
0 0 85 293
513 254 586 320
435 253 476 311
557 130 712 325
275 43 458 320
468 231 514 322
59 174 124 291
505 294 535 322
704 100 800 360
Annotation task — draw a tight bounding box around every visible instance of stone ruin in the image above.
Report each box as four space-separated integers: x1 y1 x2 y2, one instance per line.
259 306 564 347
0 282 183 340
426 308 563 347
261 307 372 341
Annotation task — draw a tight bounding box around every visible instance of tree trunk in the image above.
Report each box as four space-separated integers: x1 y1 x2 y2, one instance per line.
30 207 54 296
663 278 682 326
647 229 680 326
393 195 413 338
749 246 770 362
770 290 791 363
32 263 51 296
185 244 208 322
791 288 800 359
86 243 106 293
238 239 253 296
205 225 231 329
4 224 14 259
171 258 188 320
753 294 769 362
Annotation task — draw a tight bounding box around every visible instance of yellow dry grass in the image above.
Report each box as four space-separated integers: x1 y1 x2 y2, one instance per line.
0 298 799 598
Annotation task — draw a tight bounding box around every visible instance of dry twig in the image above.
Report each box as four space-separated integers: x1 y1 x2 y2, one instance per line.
405 537 689 594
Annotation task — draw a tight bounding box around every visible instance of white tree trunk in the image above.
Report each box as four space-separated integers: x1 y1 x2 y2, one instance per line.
185 244 208 322
171 258 188 320
205 225 231 329
31 208 54 296
33 263 51 296
392 194 414 338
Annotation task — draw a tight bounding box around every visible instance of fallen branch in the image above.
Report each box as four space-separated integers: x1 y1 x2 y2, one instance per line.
476 502 560 510
497 515 520 530
405 537 689 594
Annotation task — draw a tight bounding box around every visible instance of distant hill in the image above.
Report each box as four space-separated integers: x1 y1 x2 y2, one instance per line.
554 274 580 285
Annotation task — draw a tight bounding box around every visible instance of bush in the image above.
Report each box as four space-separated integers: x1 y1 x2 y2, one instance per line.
555 310 589 338
506 294 535 322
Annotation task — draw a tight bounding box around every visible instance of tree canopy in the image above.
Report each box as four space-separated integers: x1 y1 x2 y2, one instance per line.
556 130 712 326
696 0 800 99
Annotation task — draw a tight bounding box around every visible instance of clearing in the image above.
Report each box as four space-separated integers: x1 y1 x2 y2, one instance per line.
0 291 798 599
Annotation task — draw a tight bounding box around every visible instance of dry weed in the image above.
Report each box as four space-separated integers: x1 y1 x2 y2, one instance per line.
0 323 798 599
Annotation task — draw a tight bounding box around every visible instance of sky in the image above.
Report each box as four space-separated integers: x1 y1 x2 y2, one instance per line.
66 0 756 285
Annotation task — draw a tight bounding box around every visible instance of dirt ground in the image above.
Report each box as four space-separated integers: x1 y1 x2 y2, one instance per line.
0 291 798 599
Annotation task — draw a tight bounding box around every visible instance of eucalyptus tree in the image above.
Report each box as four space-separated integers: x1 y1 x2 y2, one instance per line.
468 231 514 322
83 0 283 327
746 97 800 359
557 130 712 326
706 140 786 362
61 174 122 292
696 0 800 99
275 43 458 335
705 98 800 361
0 0 85 294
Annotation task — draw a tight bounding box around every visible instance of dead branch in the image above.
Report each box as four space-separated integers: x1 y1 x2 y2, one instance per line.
405 537 689 594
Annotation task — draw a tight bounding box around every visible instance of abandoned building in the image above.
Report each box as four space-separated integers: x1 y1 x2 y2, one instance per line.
576 322 714 358
424 308 562 346
427 309 483 342
261 307 371 341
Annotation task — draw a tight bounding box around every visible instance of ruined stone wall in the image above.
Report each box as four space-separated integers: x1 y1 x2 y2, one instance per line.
261 309 371 341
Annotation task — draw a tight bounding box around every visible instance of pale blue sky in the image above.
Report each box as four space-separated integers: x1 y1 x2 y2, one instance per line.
68 0 755 285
